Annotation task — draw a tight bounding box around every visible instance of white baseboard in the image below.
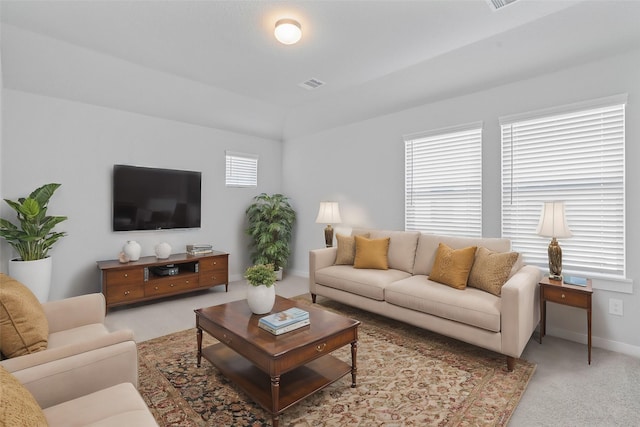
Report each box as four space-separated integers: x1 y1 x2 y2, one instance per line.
547 325 640 359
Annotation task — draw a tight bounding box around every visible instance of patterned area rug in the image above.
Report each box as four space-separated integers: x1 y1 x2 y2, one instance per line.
137 296 535 426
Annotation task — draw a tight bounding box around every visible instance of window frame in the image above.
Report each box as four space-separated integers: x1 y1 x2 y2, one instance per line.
500 94 627 280
225 150 258 188
404 121 483 237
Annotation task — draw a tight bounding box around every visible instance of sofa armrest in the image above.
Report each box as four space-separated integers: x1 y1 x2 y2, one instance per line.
9 339 138 409
43 293 106 333
0 329 134 373
309 248 337 293
500 265 541 358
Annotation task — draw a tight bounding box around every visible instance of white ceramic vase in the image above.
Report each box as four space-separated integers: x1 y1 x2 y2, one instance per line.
155 242 172 259
246 283 276 314
123 240 141 261
9 257 53 302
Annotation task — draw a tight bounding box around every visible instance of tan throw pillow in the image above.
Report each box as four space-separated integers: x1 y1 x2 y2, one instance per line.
429 243 477 289
335 233 370 265
0 274 49 358
353 236 390 270
468 247 520 296
0 365 48 425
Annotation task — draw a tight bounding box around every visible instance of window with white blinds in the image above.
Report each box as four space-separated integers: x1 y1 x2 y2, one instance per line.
404 122 482 237
501 95 626 278
225 151 258 187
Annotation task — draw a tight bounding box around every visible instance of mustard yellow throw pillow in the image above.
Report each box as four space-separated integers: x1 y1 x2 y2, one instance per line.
0 273 49 358
353 236 390 270
468 247 519 296
0 365 48 426
429 243 477 289
335 233 370 265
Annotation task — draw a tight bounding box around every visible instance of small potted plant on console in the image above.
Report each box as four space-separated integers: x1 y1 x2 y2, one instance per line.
244 263 277 314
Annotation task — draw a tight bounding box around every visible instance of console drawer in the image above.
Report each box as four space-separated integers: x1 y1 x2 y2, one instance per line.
106 283 145 304
145 274 199 297
199 255 228 272
104 268 144 287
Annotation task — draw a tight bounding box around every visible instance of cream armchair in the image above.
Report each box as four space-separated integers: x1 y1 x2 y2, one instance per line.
0 292 138 409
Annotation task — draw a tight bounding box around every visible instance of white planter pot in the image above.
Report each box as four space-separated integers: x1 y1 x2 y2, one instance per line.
246 283 276 314
8 257 53 303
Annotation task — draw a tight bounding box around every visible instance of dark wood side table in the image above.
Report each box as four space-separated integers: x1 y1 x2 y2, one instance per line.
539 276 593 364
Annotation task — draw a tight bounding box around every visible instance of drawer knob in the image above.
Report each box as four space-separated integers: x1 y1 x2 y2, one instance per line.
222 333 232 344
186 280 189 284
170 283 175 287
316 343 326 352
124 290 130 296
154 286 159 291
213 261 217 265
124 273 128 278
562 294 566 299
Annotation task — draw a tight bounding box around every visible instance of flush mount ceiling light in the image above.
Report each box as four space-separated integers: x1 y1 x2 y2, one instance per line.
274 18 302 45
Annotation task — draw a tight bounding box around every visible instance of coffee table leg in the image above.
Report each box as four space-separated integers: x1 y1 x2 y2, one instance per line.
351 341 358 388
271 375 280 427
196 328 202 367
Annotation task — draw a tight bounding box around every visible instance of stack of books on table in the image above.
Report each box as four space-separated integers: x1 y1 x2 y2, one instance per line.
258 307 310 335
186 244 213 255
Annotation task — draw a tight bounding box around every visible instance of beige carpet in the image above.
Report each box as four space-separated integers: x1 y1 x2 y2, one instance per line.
137 297 535 426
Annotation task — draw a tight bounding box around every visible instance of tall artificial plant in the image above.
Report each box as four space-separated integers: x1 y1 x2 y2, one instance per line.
0 183 67 261
245 193 296 272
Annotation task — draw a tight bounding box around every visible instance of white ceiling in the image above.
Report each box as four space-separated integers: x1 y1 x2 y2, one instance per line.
2 0 640 140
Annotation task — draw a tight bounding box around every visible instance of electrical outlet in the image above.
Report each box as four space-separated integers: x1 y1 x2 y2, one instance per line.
609 298 624 316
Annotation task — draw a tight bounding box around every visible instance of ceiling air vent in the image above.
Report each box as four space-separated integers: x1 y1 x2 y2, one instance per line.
298 78 326 90
486 0 520 11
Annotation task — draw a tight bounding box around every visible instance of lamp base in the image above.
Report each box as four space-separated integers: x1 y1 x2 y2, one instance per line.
324 225 334 248
548 237 563 280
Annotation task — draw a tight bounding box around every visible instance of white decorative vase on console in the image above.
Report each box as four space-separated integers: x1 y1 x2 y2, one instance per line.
246 284 276 315
155 242 172 259
123 240 141 261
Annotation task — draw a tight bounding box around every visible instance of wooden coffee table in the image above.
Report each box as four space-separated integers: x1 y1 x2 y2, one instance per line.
195 295 360 426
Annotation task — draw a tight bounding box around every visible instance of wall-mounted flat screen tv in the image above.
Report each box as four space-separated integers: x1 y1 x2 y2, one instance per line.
113 164 202 231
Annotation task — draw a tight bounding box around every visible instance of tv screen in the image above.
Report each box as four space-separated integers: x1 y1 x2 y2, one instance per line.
113 165 201 231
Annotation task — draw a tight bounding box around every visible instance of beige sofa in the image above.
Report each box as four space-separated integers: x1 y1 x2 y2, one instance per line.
309 230 541 370
1 292 139 408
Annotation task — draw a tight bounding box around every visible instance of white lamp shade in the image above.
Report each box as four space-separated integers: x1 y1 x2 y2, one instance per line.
274 19 302 45
536 201 573 238
315 202 342 224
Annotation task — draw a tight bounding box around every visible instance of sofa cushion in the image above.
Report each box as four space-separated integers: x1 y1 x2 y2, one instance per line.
428 244 477 289
0 274 49 358
386 275 502 332
335 233 370 265
468 247 519 296
354 229 420 274
0 365 48 426
354 236 390 270
413 234 511 276
315 265 411 300
43 382 157 426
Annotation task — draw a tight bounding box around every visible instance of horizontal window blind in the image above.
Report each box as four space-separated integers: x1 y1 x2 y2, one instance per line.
501 97 626 277
405 123 482 237
225 151 258 187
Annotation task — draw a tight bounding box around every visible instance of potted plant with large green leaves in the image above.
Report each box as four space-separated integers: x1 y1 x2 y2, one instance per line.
244 263 277 314
245 193 296 280
0 183 67 301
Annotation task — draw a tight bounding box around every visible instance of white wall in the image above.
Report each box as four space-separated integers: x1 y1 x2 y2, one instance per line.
283 49 640 356
1 90 282 300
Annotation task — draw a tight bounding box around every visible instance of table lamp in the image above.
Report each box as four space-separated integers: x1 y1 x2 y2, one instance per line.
315 202 342 247
536 201 572 280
